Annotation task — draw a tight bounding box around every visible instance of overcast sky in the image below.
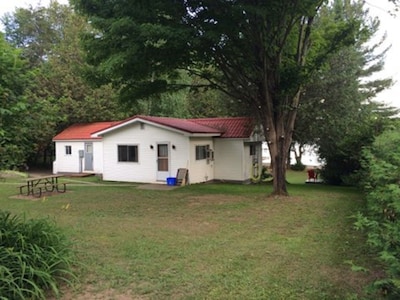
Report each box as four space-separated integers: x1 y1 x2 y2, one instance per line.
0 0 399 108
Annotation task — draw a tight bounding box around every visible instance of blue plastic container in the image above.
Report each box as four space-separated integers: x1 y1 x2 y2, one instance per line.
166 177 177 186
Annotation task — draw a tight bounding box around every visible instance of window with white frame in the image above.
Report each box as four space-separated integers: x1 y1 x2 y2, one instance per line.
195 145 209 160
65 145 72 155
118 145 138 162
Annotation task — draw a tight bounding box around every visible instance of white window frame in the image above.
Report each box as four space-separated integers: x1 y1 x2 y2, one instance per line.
65 145 72 155
118 145 139 162
195 145 209 160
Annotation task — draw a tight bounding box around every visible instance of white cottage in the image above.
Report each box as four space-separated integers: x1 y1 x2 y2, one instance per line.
53 115 263 184
52 122 117 174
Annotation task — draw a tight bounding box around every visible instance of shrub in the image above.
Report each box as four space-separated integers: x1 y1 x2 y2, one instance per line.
0 211 76 299
290 162 306 171
356 128 400 297
251 166 273 183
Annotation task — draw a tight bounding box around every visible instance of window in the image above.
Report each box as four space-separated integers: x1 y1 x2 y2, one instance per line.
196 145 214 161
118 145 138 162
65 145 72 155
195 145 209 160
250 144 256 156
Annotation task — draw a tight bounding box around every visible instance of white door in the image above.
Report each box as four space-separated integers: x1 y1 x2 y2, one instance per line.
156 143 169 181
84 142 93 171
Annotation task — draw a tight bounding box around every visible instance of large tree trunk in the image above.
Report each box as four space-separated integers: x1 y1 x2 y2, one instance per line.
245 6 314 196
269 137 289 196
258 12 313 196
261 91 300 196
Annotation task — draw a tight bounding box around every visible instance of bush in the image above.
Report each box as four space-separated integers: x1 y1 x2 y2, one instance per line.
356 128 400 297
0 211 76 299
290 162 306 171
250 166 273 183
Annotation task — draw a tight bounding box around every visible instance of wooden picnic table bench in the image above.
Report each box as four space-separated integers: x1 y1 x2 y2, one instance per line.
19 174 66 197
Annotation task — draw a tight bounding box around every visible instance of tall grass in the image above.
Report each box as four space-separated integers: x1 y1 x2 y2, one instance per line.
0 211 76 300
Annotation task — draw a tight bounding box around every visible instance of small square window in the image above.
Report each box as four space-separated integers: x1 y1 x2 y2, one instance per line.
65 145 72 155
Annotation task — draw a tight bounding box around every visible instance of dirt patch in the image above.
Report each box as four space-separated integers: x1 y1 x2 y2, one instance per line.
10 191 69 201
137 183 179 190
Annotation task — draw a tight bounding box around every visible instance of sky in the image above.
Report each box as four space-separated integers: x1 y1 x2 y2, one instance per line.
0 0 399 108
365 0 400 108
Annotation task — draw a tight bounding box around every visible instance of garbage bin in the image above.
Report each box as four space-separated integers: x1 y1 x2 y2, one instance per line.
166 177 177 186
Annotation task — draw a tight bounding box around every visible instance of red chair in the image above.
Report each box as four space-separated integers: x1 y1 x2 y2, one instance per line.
307 169 317 182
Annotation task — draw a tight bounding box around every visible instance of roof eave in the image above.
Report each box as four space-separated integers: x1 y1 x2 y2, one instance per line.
53 138 102 142
92 117 222 137
187 133 222 137
91 121 134 137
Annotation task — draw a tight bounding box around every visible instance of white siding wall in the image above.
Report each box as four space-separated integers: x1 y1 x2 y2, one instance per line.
92 142 104 174
243 143 252 180
255 143 263 176
188 137 215 183
213 139 244 181
53 141 84 173
244 143 263 180
53 141 103 174
214 140 263 182
101 123 190 183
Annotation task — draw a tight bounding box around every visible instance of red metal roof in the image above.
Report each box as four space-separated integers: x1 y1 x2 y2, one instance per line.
135 115 222 135
191 117 255 138
53 116 256 140
53 122 117 140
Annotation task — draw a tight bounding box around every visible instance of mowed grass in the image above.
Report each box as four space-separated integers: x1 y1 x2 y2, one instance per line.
0 171 383 299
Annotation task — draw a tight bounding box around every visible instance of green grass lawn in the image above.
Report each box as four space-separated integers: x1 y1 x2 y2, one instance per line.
0 171 384 299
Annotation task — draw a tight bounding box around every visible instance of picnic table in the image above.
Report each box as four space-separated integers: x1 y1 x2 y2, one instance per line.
19 174 66 197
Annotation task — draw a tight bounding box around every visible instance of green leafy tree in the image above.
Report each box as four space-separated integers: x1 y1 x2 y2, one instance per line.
319 103 395 185
2 2 127 166
32 7 126 124
186 74 251 118
140 93 190 118
293 0 397 184
74 0 385 195
2 1 70 68
0 33 34 169
140 73 244 118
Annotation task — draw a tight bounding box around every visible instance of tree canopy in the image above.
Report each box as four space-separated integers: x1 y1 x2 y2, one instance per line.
1 2 128 167
292 0 397 180
0 33 33 169
73 0 393 195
